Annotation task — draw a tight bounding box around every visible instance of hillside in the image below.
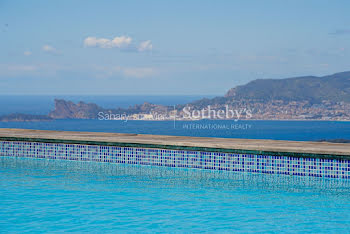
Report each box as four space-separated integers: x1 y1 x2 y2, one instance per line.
225 71 350 103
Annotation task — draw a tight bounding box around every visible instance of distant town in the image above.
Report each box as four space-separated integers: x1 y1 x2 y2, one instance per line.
95 100 350 121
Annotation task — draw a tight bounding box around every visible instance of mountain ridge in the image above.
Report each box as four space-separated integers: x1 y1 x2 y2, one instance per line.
224 71 350 103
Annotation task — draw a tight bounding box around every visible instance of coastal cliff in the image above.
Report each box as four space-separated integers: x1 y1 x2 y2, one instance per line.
48 99 104 119
48 99 171 119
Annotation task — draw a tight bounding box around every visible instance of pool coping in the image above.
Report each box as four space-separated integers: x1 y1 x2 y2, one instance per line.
0 128 350 160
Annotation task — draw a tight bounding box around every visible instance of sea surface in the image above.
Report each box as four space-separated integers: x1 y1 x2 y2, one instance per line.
0 119 349 141
1 157 349 232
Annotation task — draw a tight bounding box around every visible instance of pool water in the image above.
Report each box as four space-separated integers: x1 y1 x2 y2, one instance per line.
1 157 350 233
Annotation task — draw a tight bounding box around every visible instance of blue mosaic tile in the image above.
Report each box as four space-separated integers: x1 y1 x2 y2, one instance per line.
0 140 349 179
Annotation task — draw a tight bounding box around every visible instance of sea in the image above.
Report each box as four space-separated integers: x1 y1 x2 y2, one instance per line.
0 95 349 142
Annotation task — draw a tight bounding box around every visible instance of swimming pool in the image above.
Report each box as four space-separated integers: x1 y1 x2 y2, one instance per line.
1 156 350 232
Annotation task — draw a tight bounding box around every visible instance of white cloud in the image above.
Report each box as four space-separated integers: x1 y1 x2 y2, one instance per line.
112 36 132 48
42 45 58 54
6 65 37 72
0 64 70 78
138 40 152 52
0 64 37 77
24 51 32 56
122 67 155 78
0 63 157 79
84 36 152 52
92 65 157 78
84 36 132 49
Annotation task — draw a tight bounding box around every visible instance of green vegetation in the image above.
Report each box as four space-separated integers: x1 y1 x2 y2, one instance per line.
225 71 350 103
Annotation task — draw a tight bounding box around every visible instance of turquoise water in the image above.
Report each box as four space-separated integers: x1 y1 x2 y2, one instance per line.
1 157 350 232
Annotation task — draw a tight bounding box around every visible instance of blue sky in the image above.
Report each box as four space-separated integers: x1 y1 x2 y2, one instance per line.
1 0 350 95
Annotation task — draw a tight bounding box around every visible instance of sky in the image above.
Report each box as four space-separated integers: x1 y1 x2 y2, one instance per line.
1 0 350 95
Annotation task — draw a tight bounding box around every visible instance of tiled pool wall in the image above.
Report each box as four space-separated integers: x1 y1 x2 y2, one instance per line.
0 140 349 179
